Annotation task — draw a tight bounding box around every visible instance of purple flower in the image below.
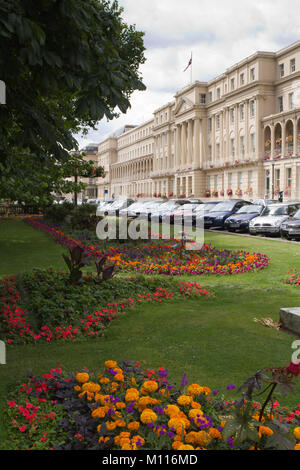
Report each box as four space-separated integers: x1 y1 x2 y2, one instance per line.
226 384 236 391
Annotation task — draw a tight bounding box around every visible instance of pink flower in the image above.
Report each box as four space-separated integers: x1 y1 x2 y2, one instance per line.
8 400 16 407
19 426 26 432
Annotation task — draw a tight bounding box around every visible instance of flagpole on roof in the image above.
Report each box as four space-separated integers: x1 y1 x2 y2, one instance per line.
190 51 193 85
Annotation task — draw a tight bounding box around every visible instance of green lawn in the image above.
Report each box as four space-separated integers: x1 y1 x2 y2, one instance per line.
1 218 300 447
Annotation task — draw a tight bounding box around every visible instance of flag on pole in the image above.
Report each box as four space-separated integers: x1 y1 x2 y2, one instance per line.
183 54 192 72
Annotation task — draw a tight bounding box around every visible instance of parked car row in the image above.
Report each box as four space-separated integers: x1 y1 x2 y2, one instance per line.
94 197 300 241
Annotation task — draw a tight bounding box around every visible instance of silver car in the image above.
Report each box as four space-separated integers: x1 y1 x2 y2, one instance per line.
249 202 300 235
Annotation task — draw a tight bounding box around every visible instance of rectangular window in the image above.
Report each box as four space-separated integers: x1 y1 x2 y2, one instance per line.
208 118 212 132
238 171 242 187
279 63 285 78
200 93 206 104
207 175 211 189
216 143 220 159
209 91 213 102
231 138 235 157
231 78 235 90
240 136 245 157
289 92 294 109
248 170 254 187
216 87 221 99
228 172 232 187
231 108 235 124
275 169 280 189
251 134 256 155
240 103 245 120
287 168 292 187
278 96 283 113
208 145 212 162
216 114 220 129
250 100 255 118
240 73 245 85
290 58 296 73
250 68 255 80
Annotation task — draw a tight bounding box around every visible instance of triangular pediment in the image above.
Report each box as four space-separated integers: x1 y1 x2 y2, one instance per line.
174 96 194 115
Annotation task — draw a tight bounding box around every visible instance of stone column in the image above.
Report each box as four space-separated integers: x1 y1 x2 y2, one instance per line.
282 121 286 157
245 100 249 158
293 118 297 156
193 118 200 169
270 124 275 160
181 122 187 168
187 119 193 167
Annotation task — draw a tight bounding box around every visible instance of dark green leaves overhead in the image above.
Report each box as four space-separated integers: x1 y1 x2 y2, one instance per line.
0 0 146 203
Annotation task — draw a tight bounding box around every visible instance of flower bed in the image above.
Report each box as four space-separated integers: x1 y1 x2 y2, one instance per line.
25 218 269 277
0 273 210 345
4 360 300 450
284 269 300 285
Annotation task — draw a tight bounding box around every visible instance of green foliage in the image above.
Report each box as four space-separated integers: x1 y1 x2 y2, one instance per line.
43 202 75 223
13 269 177 330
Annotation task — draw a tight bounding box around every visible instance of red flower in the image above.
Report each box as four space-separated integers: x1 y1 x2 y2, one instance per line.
286 361 300 377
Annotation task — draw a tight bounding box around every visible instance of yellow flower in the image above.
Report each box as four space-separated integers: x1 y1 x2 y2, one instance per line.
140 408 157 424
293 427 300 441
195 431 211 447
125 388 139 402
105 360 118 369
178 444 194 450
82 382 101 393
187 384 204 396
164 404 180 417
105 421 117 431
74 385 81 392
99 377 110 384
142 380 159 393
295 443 300 450
76 372 89 383
188 408 204 419
177 395 192 407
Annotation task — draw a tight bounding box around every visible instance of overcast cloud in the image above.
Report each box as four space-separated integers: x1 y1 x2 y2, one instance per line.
75 0 300 149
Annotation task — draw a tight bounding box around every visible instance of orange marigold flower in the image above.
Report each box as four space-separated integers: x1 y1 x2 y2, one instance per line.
259 426 274 437
140 408 157 424
209 428 222 439
293 427 300 441
76 372 89 383
177 395 192 407
142 380 159 393
128 421 140 431
105 361 118 369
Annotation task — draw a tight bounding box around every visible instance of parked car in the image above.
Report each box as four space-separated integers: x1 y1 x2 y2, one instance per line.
96 199 115 216
163 203 200 225
150 199 190 222
191 201 220 225
203 200 251 229
280 208 300 240
105 198 135 216
187 198 203 204
252 199 277 206
119 201 149 218
224 204 264 232
249 202 300 236
139 201 165 220
86 198 103 205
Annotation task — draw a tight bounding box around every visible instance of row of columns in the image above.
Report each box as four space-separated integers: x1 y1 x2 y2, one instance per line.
267 118 300 159
111 157 153 182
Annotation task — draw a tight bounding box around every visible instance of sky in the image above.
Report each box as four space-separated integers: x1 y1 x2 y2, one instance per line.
75 0 300 149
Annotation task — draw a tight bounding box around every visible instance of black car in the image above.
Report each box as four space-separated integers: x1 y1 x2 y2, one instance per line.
280 208 300 240
224 204 264 232
203 200 251 229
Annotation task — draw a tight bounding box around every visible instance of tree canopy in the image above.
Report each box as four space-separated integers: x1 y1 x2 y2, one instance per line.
0 0 146 203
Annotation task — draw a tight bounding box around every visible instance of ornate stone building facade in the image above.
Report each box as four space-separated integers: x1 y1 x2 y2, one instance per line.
94 40 300 202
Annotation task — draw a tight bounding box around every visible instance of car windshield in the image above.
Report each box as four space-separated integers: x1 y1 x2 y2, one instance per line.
236 205 262 214
195 203 218 212
292 209 300 219
211 202 236 212
174 204 195 211
261 205 291 216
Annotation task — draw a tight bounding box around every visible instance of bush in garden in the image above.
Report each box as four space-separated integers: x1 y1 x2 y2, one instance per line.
43 202 75 223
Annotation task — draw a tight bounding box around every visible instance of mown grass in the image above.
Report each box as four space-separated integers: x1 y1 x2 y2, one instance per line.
1 218 300 448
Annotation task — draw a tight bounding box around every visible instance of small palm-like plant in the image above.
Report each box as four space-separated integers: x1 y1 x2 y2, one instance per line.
62 245 89 284
95 256 116 283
